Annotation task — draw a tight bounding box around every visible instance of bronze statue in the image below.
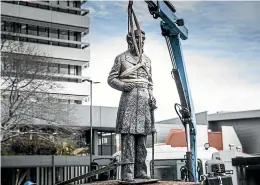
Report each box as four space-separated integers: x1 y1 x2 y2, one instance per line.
107 30 157 182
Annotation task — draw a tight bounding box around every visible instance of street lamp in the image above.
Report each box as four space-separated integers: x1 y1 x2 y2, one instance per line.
82 78 100 170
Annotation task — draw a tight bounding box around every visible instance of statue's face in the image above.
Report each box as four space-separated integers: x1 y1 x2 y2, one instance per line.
128 35 145 55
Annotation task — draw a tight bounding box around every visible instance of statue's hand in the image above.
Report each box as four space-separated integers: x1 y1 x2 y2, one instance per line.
123 83 135 92
150 96 157 110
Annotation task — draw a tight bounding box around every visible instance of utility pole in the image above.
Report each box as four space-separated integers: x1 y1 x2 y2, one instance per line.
82 78 100 171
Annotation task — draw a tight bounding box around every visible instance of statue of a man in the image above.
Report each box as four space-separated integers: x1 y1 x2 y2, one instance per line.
107 30 156 182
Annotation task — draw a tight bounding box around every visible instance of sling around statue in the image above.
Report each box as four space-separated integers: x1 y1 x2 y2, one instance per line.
107 30 157 182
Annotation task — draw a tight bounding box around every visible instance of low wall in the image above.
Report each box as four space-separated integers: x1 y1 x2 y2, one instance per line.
1 155 112 168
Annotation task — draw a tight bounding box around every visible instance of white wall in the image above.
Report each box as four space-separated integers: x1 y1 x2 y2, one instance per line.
196 125 209 147
222 126 242 151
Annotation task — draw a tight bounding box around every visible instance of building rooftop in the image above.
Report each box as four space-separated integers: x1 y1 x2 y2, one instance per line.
208 109 260 121
155 109 260 124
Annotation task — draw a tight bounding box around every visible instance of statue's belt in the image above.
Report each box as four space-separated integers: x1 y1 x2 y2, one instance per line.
120 78 153 86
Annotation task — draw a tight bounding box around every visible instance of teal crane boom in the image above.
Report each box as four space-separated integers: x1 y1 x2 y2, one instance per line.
145 0 198 182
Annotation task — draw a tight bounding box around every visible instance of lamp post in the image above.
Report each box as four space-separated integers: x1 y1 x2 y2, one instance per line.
82 78 100 170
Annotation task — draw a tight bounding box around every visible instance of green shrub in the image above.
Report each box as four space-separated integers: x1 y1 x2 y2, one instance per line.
1 135 56 155
55 139 75 155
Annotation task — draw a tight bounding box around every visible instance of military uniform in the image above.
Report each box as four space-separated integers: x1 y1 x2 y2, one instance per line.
107 49 156 181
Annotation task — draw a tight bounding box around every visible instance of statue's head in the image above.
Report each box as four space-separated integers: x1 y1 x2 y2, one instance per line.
126 29 146 55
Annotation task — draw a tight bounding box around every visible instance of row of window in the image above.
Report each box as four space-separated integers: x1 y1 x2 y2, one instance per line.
59 99 82 104
2 58 80 75
1 21 83 49
4 1 82 15
50 63 81 76
2 21 81 41
2 95 82 105
2 35 82 49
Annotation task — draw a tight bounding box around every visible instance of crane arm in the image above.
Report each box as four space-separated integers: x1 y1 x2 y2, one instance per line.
145 0 198 182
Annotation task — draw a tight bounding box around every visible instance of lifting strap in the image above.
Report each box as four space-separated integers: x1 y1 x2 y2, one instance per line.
120 0 152 82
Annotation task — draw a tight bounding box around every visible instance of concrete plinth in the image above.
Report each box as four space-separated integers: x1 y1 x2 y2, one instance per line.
81 180 201 185
119 179 158 184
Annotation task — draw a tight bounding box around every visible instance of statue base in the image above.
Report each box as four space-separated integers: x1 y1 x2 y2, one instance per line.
119 179 158 184
81 180 202 185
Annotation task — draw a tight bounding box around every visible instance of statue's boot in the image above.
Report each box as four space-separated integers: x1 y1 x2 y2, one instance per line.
135 171 151 180
122 173 134 182
121 159 135 182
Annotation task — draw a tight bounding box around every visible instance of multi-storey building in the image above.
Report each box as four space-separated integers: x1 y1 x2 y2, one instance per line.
1 0 90 104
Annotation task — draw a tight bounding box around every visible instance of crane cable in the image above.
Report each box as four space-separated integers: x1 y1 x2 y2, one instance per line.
128 0 142 63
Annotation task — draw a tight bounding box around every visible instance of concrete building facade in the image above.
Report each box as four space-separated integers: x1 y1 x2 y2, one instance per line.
60 105 260 156
1 0 90 103
208 110 260 155
153 110 260 155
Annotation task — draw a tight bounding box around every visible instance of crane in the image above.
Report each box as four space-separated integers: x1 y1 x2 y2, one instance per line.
56 1 197 184
145 0 197 182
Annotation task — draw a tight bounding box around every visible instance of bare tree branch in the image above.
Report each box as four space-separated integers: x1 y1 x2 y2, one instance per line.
1 40 78 142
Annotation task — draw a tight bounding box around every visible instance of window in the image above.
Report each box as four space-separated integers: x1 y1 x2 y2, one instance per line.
19 1 28 6
69 31 76 41
14 23 21 33
98 132 116 155
27 25 37 36
58 99 69 104
59 30 68 40
28 38 37 43
75 32 81 41
69 44 77 48
69 79 78 83
75 66 79 75
1 21 6 31
59 1 67 6
21 24 27 34
59 42 69 47
69 31 81 41
11 60 17 71
52 41 59 46
74 100 82 104
38 3 49 10
38 40 49 45
39 27 48 37
27 2 38 8
6 22 14 32
50 29 58 39
69 65 76 75
49 63 58 73
73 1 80 8
59 64 68 74
4 1 18 4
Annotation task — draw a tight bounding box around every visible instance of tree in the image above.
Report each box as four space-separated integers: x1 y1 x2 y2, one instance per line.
1 39 78 142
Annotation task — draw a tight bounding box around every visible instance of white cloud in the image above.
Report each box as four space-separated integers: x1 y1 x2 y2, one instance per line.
112 1 199 23
98 2 106 10
83 32 260 121
88 2 110 18
169 1 199 12
88 6 96 14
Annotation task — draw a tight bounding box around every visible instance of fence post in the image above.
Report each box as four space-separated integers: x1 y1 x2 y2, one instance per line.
52 155 55 185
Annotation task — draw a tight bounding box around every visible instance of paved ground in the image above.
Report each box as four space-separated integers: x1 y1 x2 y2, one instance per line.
82 180 201 185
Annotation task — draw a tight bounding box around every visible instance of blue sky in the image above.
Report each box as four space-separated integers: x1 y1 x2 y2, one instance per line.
82 1 260 121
